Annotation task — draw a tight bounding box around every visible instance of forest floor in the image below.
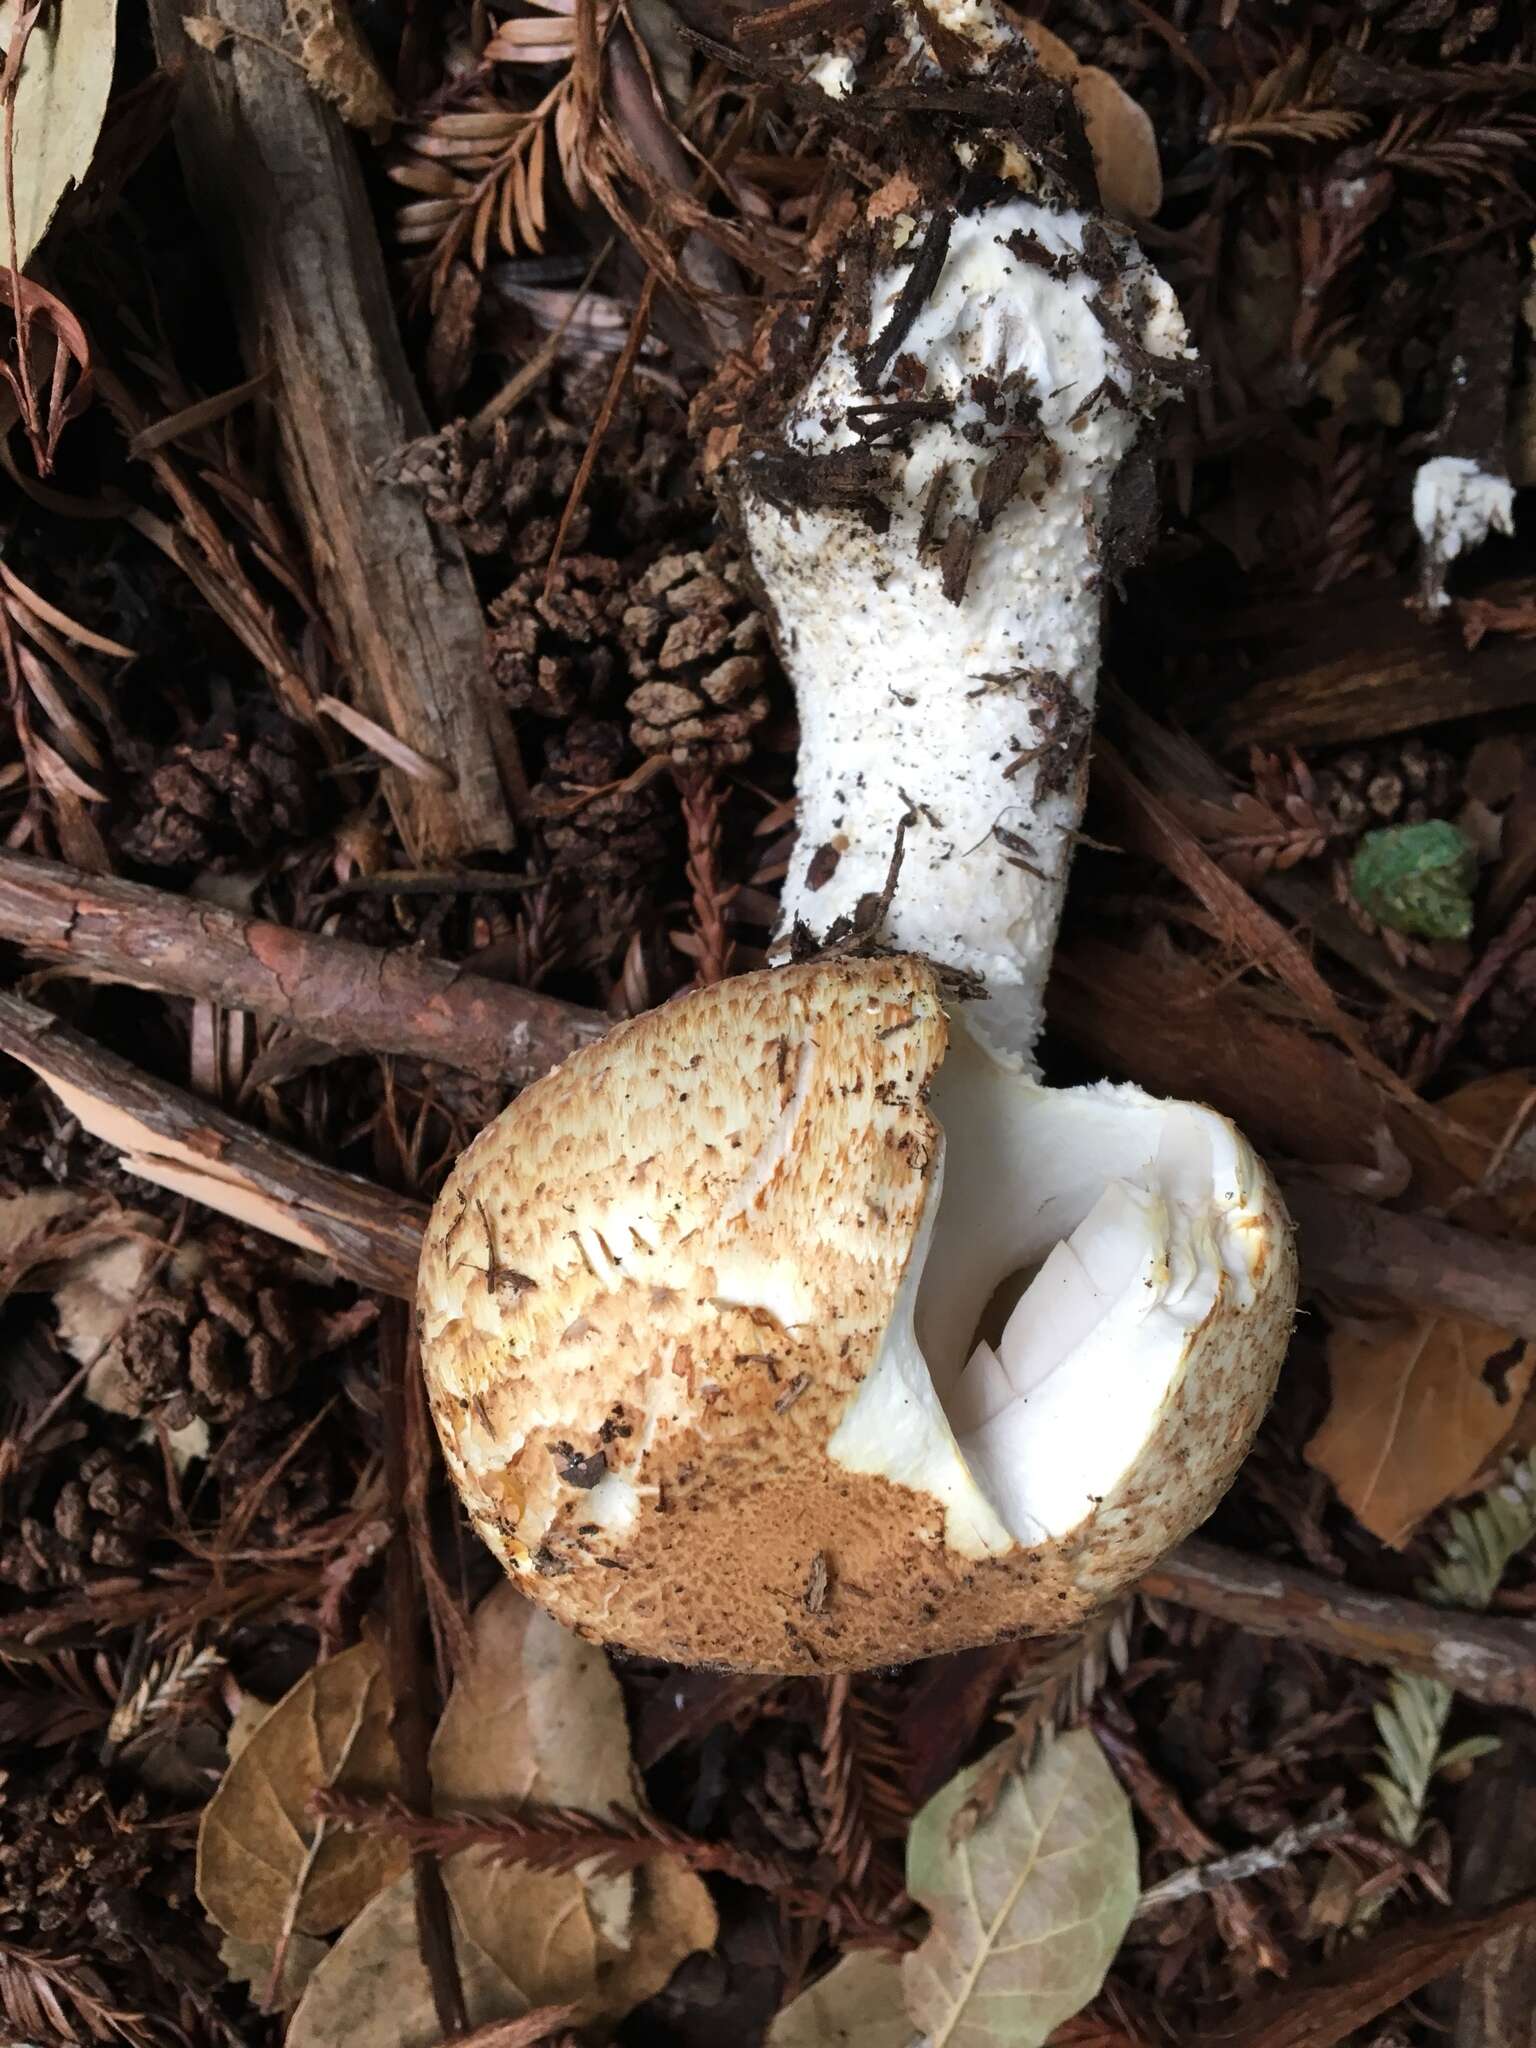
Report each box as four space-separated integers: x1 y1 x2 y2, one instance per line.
3 1 1536 2044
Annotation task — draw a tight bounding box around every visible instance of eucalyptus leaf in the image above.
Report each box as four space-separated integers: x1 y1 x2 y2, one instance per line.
902 1728 1137 2048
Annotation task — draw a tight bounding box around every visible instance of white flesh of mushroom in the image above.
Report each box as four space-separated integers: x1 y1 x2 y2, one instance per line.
742 197 1192 1061
828 1017 1272 1559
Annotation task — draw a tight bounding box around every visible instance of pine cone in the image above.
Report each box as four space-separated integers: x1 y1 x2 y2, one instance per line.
394 360 695 565
623 543 770 768
118 729 315 870
96 1229 376 1427
1314 735 1458 844
0 1763 153 1956
391 415 587 563
488 556 625 719
51 1447 158 1574
527 716 671 880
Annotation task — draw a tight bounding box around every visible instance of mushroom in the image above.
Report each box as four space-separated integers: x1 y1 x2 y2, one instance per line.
416 0 1297 1673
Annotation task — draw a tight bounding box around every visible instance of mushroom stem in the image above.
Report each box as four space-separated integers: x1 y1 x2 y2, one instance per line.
728 16 1193 1060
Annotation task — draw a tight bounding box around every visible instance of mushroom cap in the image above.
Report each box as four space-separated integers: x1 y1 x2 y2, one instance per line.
417 956 1295 1673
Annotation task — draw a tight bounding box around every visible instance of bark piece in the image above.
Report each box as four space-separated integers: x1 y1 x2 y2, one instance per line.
0 851 605 1084
1190 576 1536 752
147 0 518 861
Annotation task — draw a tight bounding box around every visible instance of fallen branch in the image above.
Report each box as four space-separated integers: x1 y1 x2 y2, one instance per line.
0 993 426 1296
0 851 605 1085
3 887 1531 1332
146 0 521 862
1145 1540 1536 1715
1280 1174 1536 1343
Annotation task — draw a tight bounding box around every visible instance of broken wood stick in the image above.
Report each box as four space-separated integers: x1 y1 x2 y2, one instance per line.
0 851 606 1085
1145 1539 1536 1716
146 0 520 863
0 992 427 1296
1281 1173 1536 1344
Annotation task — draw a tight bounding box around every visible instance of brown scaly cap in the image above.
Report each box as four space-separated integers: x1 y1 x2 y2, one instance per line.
417 955 1294 1673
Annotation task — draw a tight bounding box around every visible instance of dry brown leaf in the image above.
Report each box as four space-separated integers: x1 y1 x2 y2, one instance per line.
432 1585 637 1948
197 1640 406 1943
431 1585 634 1815
1011 14 1162 220
590 1857 718 2021
450 1850 599 2013
285 1852 597 2048
1308 1073 1536 1544
430 1587 715 2012
1193 1894 1536 2048
1306 1309 1534 1547
1436 1071 1536 1226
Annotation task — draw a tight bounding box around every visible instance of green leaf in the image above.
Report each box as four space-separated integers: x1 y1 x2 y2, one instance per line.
1351 821 1476 940
765 1950 914 2047
902 1728 1137 2048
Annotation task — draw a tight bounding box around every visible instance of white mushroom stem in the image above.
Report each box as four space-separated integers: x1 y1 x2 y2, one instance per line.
738 0 1190 1061
738 196 1191 1060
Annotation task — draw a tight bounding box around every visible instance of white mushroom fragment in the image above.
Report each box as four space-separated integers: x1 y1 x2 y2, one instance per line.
416 0 1296 1673
418 958 1293 1672
1412 455 1515 613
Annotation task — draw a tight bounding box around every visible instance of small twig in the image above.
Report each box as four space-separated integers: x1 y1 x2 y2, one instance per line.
1133 1816 1352 1917
471 237 615 434
0 990 427 1295
447 2009 580 2048
677 767 734 986
1097 1702 1282 1965
1280 1172 1536 1343
316 1788 830 1910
